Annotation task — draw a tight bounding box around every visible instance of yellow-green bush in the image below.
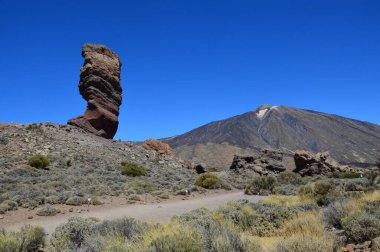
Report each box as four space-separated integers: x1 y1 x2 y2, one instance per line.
128 222 203 252
0 225 45 252
128 180 156 193
275 235 334 252
121 163 146 177
0 200 18 214
28 154 50 169
65 196 83 206
36 205 59 216
194 173 224 189
275 212 334 252
245 176 276 195
298 181 337 206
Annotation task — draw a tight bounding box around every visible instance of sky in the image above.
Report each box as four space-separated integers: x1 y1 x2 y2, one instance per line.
0 0 379 141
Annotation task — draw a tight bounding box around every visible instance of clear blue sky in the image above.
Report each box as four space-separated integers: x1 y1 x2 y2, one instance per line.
1 1 379 141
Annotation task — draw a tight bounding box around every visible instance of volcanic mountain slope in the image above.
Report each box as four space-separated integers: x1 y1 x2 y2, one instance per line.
163 105 380 169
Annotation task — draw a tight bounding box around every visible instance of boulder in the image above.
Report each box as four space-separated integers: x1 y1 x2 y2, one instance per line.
68 44 122 139
294 150 350 176
142 139 173 156
230 149 286 175
195 164 207 174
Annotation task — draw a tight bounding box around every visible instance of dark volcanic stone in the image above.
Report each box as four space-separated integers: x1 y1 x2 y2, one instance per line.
230 149 286 175
68 44 122 139
195 164 207 174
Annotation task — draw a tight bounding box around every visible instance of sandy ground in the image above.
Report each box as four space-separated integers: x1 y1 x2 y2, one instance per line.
0 190 265 235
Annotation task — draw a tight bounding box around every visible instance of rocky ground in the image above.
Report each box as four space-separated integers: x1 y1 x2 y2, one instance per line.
0 123 199 210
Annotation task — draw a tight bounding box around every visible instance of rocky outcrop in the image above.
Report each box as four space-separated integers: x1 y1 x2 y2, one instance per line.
230 149 286 175
68 44 122 139
142 139 173 156
293 150 350 176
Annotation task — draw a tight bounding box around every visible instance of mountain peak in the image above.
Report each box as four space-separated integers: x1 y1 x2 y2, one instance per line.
164 105 380 168
256 104 272 111
255 104 278 119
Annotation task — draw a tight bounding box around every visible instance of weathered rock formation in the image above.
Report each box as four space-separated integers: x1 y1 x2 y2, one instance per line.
142 139 173 156
68 44 122 139
230 149 286 175
293 150 350 176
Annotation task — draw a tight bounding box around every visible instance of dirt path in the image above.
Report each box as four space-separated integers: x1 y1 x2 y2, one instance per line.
0 191 265 235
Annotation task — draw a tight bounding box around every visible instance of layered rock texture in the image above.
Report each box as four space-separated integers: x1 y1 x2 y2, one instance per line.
68 44 122 139
293 150 350 176
163 105 380 169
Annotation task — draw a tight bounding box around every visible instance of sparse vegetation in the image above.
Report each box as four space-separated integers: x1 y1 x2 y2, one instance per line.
26 123 41 130
0 200 18 214
121 162 146 177
297 180 337 206
36 205 59 216
275 212 334 252
28 154 50 169
0 225 45 252
245 176 276 195
194 173 224 189
331 171 362 179
342 212 380 243
2 189 380 251
0 123 198 212
0 136 8 145
1 123 379 251
65 196 83 206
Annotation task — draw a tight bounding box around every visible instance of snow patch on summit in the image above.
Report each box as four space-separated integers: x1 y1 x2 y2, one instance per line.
256 108 269 119
255 104 277 119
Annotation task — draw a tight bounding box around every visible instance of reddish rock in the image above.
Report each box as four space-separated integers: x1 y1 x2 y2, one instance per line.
294 150 350 176
68 44 122 139
142 139 173 156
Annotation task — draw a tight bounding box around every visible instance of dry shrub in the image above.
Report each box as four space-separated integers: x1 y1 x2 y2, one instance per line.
275 212 334 252
260 195 311 206
194 173 224 189
142 139 173 156
128 221 203 252
0 225 45 252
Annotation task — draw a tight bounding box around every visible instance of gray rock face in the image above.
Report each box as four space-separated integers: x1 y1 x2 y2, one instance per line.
293 150 350 176
164 105 380 168
230 149 286 175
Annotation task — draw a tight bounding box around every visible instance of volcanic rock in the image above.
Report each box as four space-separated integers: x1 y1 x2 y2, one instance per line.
142 139 173 156
68 44 122 139
194 164 207 174
230 149 286 175
293 150 350 176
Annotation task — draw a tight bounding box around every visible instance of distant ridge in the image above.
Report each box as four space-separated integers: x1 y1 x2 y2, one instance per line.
163 105 380 168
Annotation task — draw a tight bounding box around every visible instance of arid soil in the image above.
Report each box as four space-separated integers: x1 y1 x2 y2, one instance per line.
0 190 265 235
